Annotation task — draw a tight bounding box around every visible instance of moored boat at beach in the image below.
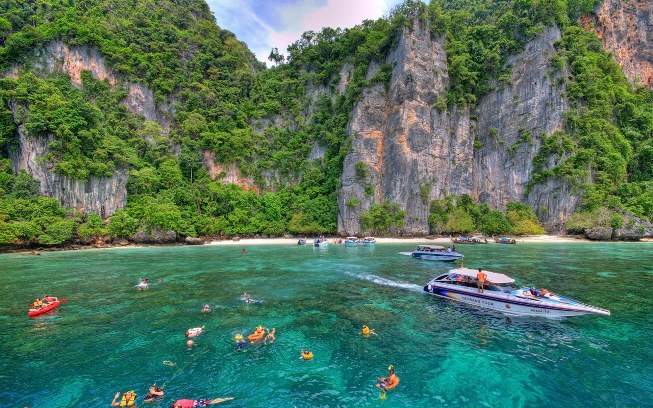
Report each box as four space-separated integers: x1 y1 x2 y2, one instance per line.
344 236 362 246
409 245 463 262
313 237 329 247
362 237 376 245
494 237 516 244
423 268 611 317
452 236 488 244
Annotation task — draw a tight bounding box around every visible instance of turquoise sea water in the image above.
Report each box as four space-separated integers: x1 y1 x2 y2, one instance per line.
1 242 652 407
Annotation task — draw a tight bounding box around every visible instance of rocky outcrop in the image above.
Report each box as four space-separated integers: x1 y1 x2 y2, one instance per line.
475 26 574 230
586 0 653 88
585 213 653 240
9 115 128 218
3 40 172 132
202 151 258 191
338 22 571 235
3 41 177 217
185 236 205 245
130 228 177 244
339 19 469 235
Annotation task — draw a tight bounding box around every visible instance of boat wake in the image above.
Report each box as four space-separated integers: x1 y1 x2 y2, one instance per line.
346 272 423 293
398 252 413 256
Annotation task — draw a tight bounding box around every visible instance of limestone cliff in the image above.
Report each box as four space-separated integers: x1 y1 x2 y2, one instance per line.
338 20 473 235
9 110 128 217
3 41 170 217
338 22 572 235
476 26 574 231
586 0 653 88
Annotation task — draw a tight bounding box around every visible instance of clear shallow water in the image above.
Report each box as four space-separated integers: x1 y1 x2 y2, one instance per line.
0 242 652 407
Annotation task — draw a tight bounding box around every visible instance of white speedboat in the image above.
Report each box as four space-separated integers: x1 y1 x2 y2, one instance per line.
411 245 463 262
313 238 329 247
423 268 610 317
362 237 376 245
344 236 362 246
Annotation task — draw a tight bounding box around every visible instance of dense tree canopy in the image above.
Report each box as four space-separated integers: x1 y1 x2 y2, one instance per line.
0 0 650 246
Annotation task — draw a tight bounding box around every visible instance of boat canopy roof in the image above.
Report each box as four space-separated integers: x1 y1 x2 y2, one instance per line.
449 268 515 284
346 236 358 240
417 245 446 250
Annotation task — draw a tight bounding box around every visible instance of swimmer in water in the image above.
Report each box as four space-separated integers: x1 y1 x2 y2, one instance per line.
264 328 276 344
144 384 164 403
202 304 211 313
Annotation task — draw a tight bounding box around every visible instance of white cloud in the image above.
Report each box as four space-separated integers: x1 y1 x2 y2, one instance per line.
208 0 403 64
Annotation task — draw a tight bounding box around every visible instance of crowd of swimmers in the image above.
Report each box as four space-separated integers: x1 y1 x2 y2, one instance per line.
107 250 398 405
111 388 233 407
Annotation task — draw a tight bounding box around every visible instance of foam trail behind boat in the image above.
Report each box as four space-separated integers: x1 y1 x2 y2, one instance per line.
346 272 423 293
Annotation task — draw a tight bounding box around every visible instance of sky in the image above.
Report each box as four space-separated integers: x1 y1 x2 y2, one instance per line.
207 0 405 64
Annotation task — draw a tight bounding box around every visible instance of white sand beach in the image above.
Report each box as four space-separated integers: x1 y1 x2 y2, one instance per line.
205 235 589 246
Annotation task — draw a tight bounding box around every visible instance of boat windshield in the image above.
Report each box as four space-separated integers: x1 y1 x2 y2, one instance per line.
435 274 517 292
486 283 517 293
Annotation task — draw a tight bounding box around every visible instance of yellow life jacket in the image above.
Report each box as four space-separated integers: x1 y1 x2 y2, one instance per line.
362 326 370 335
120 392 136 406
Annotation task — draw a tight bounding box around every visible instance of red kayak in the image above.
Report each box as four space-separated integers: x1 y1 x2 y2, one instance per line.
28 300 60 316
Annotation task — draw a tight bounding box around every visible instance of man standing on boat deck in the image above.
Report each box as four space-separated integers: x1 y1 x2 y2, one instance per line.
477 269 487 293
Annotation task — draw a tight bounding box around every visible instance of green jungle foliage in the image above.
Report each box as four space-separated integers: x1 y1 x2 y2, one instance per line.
429 195 545 236
360 200 406 234
0 159 72 245
530 25 653 223
0 0 649 246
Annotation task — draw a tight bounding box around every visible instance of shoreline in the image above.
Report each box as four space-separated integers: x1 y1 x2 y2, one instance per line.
204 235 590 246
4 234 649 255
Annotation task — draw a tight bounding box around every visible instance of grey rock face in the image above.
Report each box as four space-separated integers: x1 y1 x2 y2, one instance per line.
475 26 574 230
338 20 474 235
185 236 205 245
338 23 577 235
9 118 128 218
4 41 172 217
131 229 177 244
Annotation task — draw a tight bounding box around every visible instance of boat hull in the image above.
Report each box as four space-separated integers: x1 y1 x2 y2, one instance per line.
424 285 608 317
412 253 462 262
28 301 60 317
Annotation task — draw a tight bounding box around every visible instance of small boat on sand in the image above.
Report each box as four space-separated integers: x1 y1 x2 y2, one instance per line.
452 236 488 244
424 268 610 317
494 237 516 244
313 238 328 247
344 236 362 246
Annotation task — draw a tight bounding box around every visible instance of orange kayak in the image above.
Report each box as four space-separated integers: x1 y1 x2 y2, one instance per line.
28 301 60 316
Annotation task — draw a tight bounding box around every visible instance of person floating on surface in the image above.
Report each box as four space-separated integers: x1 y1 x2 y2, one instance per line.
376 365 399 394
362 325 377 337
202 304 211 313
235 334 247 350
264 328 276 344
111 390 137 407
172 397 234 407
301 350 313 360
144 384 164 403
